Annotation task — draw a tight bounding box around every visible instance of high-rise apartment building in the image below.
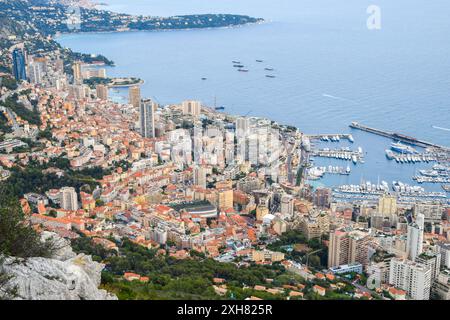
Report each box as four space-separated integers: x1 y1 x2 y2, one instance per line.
72 61 83 84
328 229 372 268
140 99 157 138
431 270 450 300
280 194 294 216
27 61 43 84
129 85 141 109
416 249 442 280
12 48 27 81
60 187 79 211
217 189 233 211
406 213 425 261
235 117 250 137
182 100 201 116
389 258 432 300
96 84 108 101
299 210 330 240
438 243 450 269
193 166 207 189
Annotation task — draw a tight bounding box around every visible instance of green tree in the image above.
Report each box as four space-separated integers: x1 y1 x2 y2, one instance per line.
0 185 58 299
0 185 55 258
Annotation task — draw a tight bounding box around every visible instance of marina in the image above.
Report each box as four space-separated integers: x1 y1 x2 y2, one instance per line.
305 134 354 143
385 149 438 164
306 165 351 180
332 181 448 205
310 147 364 163
302 123 449 195
413 164 449 184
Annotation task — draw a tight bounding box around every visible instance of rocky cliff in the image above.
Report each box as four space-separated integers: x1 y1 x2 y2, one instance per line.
1 232 117 300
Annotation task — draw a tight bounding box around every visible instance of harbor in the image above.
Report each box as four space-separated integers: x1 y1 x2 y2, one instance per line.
349 122 450 151
303 122 450 196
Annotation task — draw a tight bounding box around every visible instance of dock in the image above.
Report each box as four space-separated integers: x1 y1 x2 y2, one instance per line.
310 148 363 163
305 134 354 142
349 122 449 151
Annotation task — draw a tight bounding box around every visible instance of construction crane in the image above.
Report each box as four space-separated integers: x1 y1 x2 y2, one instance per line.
152 96 162 106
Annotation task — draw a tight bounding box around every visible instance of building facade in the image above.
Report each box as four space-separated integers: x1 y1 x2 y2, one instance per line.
389 258 431 300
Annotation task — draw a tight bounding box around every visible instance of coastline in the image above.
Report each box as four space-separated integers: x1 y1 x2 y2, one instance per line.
54 6 449 193
54 19 267 39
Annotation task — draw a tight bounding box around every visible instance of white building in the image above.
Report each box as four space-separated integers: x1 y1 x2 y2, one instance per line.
235 117 250 137
389 258 431 300
406 213 425 261
60 187 78 211
416 249 442 280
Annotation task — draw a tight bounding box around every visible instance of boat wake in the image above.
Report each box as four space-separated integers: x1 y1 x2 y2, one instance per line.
322 93 355 103
432 125 450 132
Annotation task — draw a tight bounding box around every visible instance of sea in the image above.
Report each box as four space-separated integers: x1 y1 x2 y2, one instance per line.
56 0 450 192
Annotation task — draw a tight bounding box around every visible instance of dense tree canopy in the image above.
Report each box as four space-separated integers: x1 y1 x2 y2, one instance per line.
71 237 298 300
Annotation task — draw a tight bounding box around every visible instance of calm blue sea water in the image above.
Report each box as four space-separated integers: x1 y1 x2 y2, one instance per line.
57 0 450 191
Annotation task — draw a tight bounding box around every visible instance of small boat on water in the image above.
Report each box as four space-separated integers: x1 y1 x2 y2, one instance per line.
256 59 264 62
232 60 240 64
348 135 354 143
266 75 276 78
385 149 395 160
233 64 244 68
391 142 418 154
201 77 207 80
238 69 249 72
265 67 274 71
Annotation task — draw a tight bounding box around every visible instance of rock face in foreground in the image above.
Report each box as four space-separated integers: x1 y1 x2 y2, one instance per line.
1 232 117 300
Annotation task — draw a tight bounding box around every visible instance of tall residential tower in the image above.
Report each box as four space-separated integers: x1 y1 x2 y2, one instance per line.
140 99 157 138
12 48 27 81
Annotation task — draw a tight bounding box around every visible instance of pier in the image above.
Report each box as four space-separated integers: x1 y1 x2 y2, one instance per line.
305 133 354 142
349 122 450 151
310 147 364 163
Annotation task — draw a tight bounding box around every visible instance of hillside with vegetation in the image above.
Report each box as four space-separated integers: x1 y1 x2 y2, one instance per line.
0 0 263 36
